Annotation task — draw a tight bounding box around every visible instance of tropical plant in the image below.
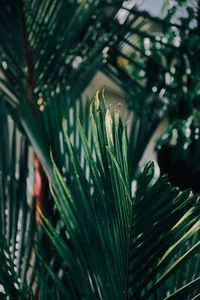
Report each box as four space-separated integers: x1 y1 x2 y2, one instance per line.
40 92 200 299
0 0 200 299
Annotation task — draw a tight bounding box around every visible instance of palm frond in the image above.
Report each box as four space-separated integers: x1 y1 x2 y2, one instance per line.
0 0 129 186
41 92 200 299
128 163 200 299
0 101 37 299
41 91 131 299
0 2 199 299
0 0 123 111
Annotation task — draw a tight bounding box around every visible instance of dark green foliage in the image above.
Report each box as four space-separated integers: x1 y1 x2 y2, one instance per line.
41 93 200 299
0 0 123 179
0 1 199 299
0 102 36 299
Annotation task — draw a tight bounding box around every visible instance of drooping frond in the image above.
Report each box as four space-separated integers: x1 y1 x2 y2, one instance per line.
0 0 125 110
0 0 132 183
0 101 37 299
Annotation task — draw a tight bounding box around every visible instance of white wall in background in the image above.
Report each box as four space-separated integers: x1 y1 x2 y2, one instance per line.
139 0 163 16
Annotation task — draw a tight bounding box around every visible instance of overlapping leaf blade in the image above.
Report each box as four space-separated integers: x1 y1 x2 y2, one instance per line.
41 92 200 299
128 162 200 299
0 102 37 299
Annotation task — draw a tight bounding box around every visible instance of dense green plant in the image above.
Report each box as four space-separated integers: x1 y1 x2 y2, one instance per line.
0 1 200 299
40 92 200 299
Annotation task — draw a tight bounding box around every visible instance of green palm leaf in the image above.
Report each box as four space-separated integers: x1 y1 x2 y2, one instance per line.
41 91 200 299
0 2 199 299
0 101 36 299
0 0 126 184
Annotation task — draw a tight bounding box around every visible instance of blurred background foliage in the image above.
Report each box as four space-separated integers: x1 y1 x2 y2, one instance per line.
104 0 200 184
